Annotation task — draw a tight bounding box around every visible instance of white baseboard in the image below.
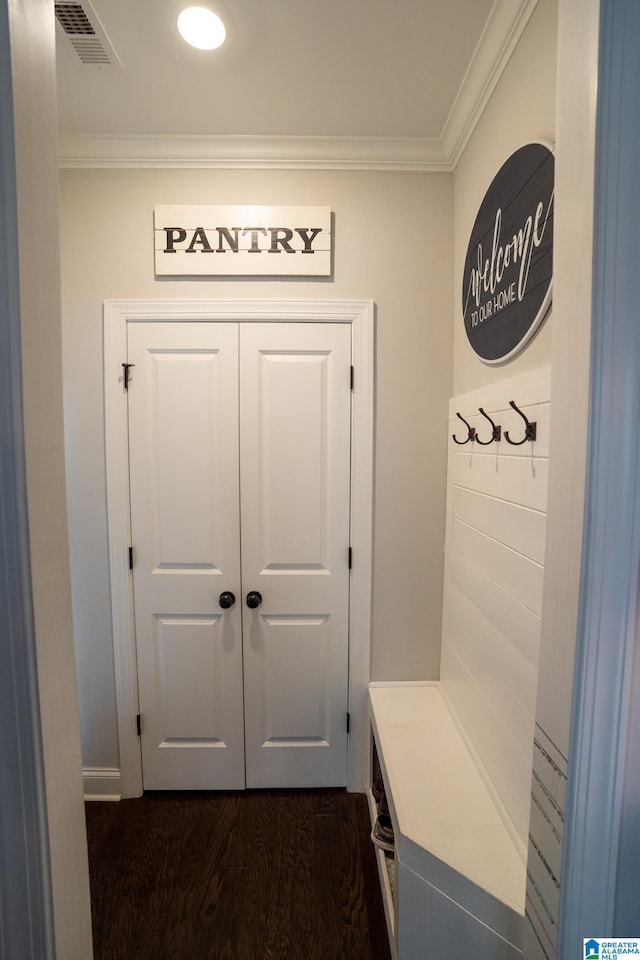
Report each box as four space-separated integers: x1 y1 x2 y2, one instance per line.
83 767 122 800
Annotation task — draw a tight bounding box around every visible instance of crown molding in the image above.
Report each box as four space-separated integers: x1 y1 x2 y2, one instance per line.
57 134 450 172
57 0 539 172
442 0 540 168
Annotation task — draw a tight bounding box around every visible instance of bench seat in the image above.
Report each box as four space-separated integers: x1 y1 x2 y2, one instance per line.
369 682 526 960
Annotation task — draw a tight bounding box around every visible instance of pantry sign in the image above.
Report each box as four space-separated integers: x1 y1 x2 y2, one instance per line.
462 143 554 364
154 205 332 277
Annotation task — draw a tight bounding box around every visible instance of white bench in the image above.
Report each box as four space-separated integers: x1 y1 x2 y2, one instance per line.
369 682 526 960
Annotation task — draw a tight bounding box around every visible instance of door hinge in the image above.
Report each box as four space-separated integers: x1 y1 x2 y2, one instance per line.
348 546 352 569
346 712 351 733
350 365 354 390
128 546 133 570
122 362 135 390
136 714 141 736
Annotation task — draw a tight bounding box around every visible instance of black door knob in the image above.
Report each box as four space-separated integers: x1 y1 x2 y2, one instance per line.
246 591 262 609
219 591 236 609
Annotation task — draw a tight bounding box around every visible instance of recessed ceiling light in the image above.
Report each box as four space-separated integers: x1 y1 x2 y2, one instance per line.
177 5 226 50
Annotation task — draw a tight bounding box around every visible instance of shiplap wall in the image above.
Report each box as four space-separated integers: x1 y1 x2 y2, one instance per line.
441 365 551 854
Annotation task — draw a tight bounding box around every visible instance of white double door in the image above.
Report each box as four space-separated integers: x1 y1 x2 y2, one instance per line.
127 320 352 790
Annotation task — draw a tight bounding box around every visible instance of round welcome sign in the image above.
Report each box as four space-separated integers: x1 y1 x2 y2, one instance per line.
462 142 554 364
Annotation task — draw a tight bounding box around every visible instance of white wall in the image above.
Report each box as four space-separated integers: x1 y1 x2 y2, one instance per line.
443 0 558 860
523 0 597 954
453 0 558 397
60 168 453 771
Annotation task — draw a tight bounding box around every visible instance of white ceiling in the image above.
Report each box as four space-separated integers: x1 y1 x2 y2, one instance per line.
55 0 537 170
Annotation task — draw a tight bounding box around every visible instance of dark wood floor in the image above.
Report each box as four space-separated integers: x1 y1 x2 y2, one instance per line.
85 789 392 960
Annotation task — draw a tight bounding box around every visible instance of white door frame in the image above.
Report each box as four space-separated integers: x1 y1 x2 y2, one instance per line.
557 0 640 945
104 298 375 797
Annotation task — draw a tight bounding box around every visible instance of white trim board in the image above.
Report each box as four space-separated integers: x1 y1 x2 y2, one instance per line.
443 365 551 852
0 5 55 951
59 1 538 172
83 768 122 801
104 298 375 798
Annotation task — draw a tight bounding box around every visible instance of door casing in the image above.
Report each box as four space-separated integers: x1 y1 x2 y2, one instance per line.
104 298 375 797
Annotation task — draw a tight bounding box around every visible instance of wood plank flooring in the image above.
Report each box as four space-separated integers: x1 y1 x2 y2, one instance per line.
85 789 392 960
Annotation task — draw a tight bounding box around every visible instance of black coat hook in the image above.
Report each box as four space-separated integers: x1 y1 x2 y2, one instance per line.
452 412 476 445
504 400 537 445
476 407 501 445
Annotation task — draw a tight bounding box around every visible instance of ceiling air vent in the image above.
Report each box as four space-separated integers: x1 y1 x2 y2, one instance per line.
55 0 123 72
